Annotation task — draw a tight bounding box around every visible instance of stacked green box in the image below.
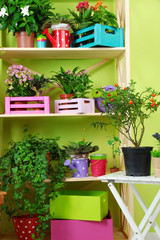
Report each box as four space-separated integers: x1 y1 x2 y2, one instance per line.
50 190 108 221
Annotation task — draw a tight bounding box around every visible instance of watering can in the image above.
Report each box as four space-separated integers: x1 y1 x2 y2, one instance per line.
42 23 73 48
64 154 89 178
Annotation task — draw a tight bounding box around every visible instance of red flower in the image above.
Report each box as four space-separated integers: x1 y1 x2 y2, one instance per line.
108 93 111 97
124 87 127 90
115 83 118 87
152 93 156 97
129 100 133 104
82 139 85 142
110 98 113 102
101 100 104 103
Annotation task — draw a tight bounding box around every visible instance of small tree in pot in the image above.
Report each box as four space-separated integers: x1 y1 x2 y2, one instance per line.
92 80 160 176
0 130 68 240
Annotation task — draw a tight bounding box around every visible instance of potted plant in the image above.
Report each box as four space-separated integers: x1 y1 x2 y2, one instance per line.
68 1 123 48
0 0 54 47
4 65 51 114
107 136 121 173
52 66 93 99
92 80 160 176
42 13 76 48
151 133 160 178
63 140 99 177
0 130 68 240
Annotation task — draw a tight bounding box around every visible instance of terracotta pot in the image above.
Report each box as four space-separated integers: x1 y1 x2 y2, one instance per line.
152 157 160 178
0 191 7 205
60 94 74 99
13 101 27 111
110 167 120 173
15 32 35 48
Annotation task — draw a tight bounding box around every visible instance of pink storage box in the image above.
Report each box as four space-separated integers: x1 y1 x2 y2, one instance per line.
55 98 95 114
5 96 50 114
51 212 113 240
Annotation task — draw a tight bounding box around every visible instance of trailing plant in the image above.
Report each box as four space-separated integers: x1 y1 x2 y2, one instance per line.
4 65 36 97
92 80 160 148
63 139 99 155
0 0 54 36
0 129 68 240
30 74 53 96
107 136 121 168
151 132 160 157
52 66 93 98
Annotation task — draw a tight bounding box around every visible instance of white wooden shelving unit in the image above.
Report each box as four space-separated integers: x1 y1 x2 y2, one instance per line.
0 0 130 239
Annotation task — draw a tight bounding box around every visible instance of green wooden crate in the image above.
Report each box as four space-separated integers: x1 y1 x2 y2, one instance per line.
50 190 108 221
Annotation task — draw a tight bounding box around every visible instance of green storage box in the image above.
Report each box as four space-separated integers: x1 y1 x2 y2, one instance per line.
50 190 108 221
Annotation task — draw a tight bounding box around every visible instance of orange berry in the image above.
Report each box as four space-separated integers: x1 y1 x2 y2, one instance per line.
115 83 118 87
110 98 113 102
151 102 156 107
150 98 154 102
156 105 159 107
82 139 85 142
124 87 127 90
108 93 111 97
129 100 133 104
152 93 156 97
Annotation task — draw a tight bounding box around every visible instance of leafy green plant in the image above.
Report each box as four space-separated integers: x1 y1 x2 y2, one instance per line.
30 74 53 96
4 65 36 97
92 80 160 148
0 129 68 240
151 132 160 157
43 13 77 32
107 136 121 168
63 140 99 155
0 0 54 36
52 66 93 98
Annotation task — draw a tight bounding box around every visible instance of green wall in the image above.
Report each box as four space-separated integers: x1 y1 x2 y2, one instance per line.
1 0 160 234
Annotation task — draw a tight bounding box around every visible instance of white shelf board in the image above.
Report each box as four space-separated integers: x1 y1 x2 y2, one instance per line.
44 176 100 183
0 47 125 60
0 112 104 118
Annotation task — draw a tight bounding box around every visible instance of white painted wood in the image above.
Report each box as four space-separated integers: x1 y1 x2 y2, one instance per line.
99 171 160 185
108 182 144 240
0 113 104 118
0 47 125 60
145 232 160 240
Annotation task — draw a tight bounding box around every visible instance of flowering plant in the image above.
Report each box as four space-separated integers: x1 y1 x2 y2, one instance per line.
92 80 160 148
151 133 160 157
68 1 118 30
0 0 54 36
52 66 93 98
4 65 36 97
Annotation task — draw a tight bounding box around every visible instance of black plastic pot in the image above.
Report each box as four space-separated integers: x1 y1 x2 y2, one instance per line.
122 147 153 176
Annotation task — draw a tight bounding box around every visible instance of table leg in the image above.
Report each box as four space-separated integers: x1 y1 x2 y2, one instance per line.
129 184 160 239
108 182 144 240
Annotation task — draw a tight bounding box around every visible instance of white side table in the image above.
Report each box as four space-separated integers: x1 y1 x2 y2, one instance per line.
98 171 160 240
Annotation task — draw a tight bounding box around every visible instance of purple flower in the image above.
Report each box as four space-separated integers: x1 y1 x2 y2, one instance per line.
152 133 160 140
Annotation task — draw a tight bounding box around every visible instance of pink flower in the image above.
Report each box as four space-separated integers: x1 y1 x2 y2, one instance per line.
16 74 21 79
19 80 22 84
23 78 27 82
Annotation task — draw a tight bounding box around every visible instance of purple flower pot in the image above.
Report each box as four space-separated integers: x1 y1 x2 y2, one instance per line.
64 154 88 178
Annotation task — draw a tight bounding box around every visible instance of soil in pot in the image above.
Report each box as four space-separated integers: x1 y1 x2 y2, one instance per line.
15 32 35 48
122 147 153 176
110 167 120 173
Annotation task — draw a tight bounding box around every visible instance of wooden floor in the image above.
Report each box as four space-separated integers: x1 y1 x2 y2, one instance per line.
0 228 128 240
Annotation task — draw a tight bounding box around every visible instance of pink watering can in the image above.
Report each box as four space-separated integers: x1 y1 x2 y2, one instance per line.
42 23 73 48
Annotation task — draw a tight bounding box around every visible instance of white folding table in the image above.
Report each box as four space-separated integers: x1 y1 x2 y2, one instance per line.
98 171 160 240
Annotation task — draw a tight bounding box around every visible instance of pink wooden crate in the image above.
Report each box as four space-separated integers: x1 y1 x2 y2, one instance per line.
55 98 95 113
5 96 50 114
51 212 113 240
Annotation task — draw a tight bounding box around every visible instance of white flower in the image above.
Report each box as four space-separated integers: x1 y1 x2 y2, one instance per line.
0 7 8 18
8 85 14 90
21 5 30 17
